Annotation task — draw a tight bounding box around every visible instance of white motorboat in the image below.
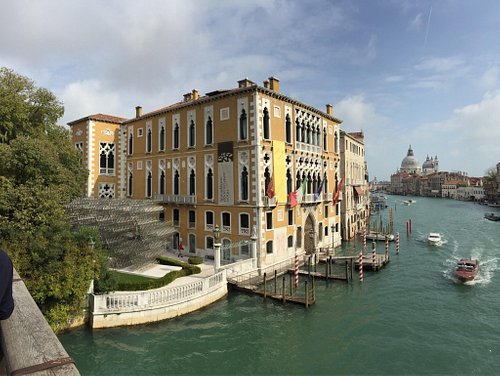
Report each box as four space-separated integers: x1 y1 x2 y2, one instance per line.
427 232 442 245
365 232 395 241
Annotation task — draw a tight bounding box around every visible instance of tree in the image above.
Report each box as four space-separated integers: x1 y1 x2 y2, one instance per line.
0 67 102 332
485 166 497 182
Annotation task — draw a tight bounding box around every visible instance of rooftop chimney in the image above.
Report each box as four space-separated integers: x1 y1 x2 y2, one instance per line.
238 78 255 88
268 76 280 92
326 104 333 116
183 92 193 102
135 106 142 118
263 80 270 89
192 89 199 100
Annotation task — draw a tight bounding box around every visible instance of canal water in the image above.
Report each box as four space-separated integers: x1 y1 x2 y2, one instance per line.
59 195 500 375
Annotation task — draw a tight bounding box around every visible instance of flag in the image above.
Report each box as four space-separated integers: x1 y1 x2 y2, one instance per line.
296 177 307 203
289 191 297 208
314 172 327 201
266 176 275 198
333 177 344 205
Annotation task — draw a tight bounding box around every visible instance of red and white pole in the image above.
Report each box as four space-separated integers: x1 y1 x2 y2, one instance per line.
371 241 376 266
359 251 363 282
295 254 299 288
396 232 400 255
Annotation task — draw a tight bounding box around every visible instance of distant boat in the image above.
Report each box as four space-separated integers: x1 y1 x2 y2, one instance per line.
454 258 480 282
402 200 411 206
484 213 500 222
427 233 442 246
365 232 395 241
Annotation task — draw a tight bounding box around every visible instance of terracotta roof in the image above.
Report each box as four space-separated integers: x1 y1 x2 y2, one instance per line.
67 113 127 126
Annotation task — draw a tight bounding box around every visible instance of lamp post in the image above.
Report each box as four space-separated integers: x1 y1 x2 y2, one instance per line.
213 225 221 273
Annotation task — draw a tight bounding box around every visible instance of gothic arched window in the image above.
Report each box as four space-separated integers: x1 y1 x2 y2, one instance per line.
241 167 249 200
206 168 213 199
263 107 270 139
206 116 213 145
189 169 196 195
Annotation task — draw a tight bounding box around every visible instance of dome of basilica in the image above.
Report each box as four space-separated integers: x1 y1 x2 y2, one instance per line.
400 145 421 173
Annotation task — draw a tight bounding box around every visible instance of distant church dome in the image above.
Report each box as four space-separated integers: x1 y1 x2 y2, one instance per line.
422 154 439 175
400 145 421 174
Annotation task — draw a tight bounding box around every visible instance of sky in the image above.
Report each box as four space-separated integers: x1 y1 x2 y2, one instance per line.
1 0 499 180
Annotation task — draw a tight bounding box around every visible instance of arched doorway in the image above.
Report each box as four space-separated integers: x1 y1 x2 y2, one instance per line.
304 214 315 255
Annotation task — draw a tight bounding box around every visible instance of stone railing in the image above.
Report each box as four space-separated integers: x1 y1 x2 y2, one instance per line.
155 194 197 205
0 269 79 375
90 270 227 328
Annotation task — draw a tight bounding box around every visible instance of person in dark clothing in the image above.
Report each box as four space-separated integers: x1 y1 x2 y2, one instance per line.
0 249 14 320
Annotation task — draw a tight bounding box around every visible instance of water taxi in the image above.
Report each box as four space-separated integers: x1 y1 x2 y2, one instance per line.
484 213 500 222
427 233 442 245
454 258 480 282
365 232 395 241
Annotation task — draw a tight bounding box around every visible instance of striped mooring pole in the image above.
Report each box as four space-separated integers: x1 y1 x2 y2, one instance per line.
294 254 299 288
385 235 389 260
396 232 400 255
371 241 376 267
359 250 364 282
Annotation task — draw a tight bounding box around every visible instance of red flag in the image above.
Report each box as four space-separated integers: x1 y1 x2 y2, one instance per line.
289 191 297 208
333 177 344 205
267 176 275 198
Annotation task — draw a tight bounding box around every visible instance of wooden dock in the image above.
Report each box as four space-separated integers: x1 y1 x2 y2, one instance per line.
354 253 390 271
228 270 315 307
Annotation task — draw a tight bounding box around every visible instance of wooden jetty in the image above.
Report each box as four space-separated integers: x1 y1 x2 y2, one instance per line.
228 269 315 308
355 253 390 271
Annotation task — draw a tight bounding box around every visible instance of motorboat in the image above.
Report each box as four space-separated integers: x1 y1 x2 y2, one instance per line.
484 213 500 222
365 232 395 241
454 258 480 282
427 233 442 245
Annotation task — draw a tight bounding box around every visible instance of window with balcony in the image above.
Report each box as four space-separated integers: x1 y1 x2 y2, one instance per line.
99 142 115 175
189 169 196 196
222 212 231 233
174 170 180 195
239 213 250 235
159 170 165 195
205 211 214 230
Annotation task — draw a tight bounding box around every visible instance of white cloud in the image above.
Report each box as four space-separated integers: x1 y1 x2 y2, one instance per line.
414 57 465 72
479 67 499 90
59 80 125 126
409 13 423 29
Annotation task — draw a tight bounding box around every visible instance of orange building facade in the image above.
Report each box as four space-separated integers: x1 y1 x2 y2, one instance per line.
69 77 343 269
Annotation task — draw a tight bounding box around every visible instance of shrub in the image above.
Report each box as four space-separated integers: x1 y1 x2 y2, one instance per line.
188 256 203 265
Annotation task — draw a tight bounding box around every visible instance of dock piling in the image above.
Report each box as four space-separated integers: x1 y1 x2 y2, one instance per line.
263 272 267 299
282 276 286 304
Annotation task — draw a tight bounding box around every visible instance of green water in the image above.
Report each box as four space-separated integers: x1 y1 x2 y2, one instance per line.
59 196 500 375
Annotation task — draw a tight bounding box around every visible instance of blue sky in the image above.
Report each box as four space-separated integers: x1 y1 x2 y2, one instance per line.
1 0 499 180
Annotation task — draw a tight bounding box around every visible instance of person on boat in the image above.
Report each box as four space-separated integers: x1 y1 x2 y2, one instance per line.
0 249 14 320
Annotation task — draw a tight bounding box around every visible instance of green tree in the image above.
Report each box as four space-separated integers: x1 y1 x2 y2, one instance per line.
0 67 104 332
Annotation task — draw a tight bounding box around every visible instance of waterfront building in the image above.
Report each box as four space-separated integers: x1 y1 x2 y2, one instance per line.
483 162 500 205
422 155 439 175
340 131 369 239
69 76 342 270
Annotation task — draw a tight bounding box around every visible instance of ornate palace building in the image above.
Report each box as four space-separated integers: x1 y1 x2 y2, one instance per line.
340 131 369 240
69 77 343 269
